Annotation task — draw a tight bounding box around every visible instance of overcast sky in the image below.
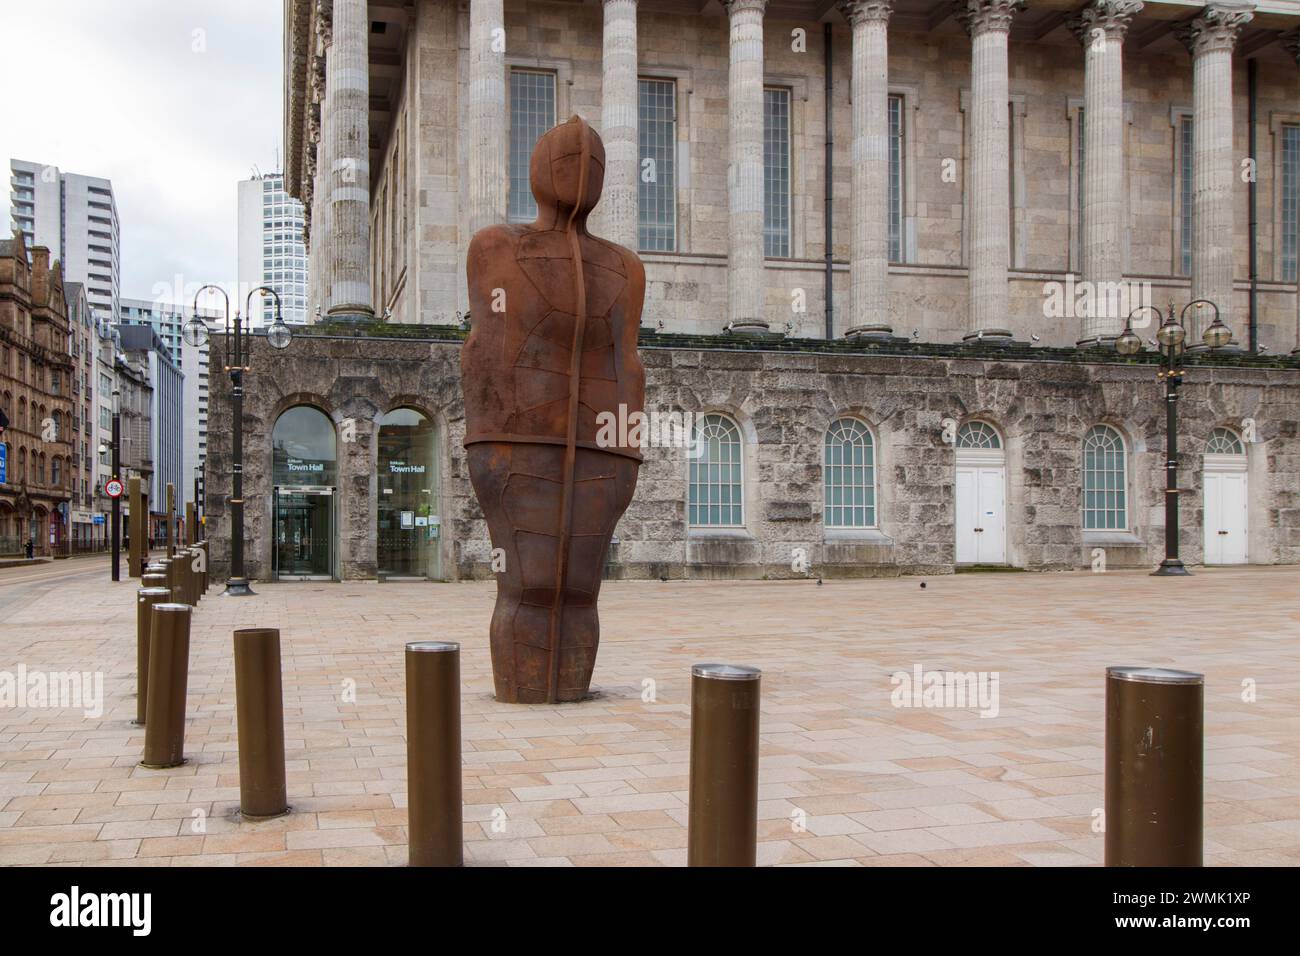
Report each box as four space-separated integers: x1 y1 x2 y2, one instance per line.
0 1 283 305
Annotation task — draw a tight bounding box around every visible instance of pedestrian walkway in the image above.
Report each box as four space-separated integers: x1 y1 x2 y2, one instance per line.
1 566 1298 866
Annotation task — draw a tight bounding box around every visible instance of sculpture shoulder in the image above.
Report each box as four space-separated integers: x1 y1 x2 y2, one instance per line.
468 224 525 263
588 236 645 289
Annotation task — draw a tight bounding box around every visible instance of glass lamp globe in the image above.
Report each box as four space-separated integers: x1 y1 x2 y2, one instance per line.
1115 328 1142 355
182 314 210 348
267 319 293 350
1202 317 1232 350
1156 318 1186 349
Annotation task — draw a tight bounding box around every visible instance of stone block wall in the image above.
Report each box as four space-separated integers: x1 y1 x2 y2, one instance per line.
205 328 1300 583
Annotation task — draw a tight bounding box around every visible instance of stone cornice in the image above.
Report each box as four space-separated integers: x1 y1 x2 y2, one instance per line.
1067 0 1144 48
1173 4 1255 58
1282 28 1300 67
837 0 894 27
722 0 767 16
953 0 1024 38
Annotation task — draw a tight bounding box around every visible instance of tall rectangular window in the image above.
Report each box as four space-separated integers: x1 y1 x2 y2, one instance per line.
1282 124 1300 283
763 87 791 258
1076 106 1085 270
508 70 556 223
638 78 677 251
888 94 904 263
1180 115 1194 276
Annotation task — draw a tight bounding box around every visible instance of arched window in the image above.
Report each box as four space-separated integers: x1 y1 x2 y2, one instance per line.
957 420 1002 449
1206 427 1244 455
272 405 338 485
18 448 25 482
824 419 876 528
51 457 61 488
1083 425 1127 530
689 413 743 527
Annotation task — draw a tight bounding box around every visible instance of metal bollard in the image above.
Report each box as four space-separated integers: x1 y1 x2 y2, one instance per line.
1105 666 1204 867
182 549 197 605
201 541 209 593
233 628 289 818
185 502 196 546
405 641 463 867
687 663 761 867
134 587 172 725
140 604 193 768
156 558 175 604
141 572 168 592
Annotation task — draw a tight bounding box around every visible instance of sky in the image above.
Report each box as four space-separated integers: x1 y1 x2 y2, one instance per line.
0 0 283 305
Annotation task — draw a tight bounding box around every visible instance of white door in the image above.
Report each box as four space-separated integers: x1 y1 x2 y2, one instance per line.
1203 471 1248 565
955 464 1007 564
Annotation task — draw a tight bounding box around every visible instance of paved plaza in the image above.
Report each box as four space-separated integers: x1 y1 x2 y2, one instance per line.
1 561 1298 867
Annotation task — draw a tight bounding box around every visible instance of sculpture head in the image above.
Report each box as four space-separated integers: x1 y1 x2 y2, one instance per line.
529 115 605 228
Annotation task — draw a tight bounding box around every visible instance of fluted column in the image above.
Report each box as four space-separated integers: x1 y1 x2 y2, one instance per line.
325 0 374 321
956 0 1022 343
1175 4 1253 341
840 1 894 339
725 0 769 334
468 0 507 235
600 1 639 250
1070 1 1142 344
1282 28 1300 354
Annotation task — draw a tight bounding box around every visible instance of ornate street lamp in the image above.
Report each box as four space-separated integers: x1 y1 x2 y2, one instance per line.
1119 299 1231 577
183 285 292 595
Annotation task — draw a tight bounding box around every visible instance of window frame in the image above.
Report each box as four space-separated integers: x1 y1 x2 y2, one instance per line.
1082 424 1129 532
823 418 877 530
763 85 792 259
688 413 745 529
638 75 678 253
506 67 559 224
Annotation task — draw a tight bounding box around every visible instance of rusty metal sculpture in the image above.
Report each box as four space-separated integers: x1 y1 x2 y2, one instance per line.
462 115 646 704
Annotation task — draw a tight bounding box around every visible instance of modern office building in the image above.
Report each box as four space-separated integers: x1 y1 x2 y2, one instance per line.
117 323 183 536
9 159 121 323
179 335 210 517
237 173 310 327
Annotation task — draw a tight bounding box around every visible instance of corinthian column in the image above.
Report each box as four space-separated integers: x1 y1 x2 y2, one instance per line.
468 0 507 235
325 0 374 321
1174 3 1253 342
599 1 639 251
725 0 769 334
839 0 894 340
1070 1 1142 344
1281 28 1300 354
956 0 1022 344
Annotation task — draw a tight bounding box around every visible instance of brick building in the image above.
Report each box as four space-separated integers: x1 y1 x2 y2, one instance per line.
0 234 75 555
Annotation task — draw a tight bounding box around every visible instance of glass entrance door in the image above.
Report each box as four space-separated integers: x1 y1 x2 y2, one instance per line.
273 487 334 579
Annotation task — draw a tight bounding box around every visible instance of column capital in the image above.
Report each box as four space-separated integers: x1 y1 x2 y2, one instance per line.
1068 0 1144 47
1281 27 1300 67
837 0 894 27
954 0 1023 37
723 0 767 15
1173 3 1255 58
602 0 637 7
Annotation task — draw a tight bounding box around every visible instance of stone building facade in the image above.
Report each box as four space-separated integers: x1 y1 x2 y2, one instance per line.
0 235 75 555
206 325 1300 581
244 1 1300 584
284 0 1300 349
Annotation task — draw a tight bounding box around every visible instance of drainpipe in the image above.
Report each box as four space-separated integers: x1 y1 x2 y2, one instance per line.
824 21 834 340
1248 57 1258 354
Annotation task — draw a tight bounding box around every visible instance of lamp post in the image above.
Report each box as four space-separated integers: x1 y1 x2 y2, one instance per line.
110 387 120 580
1117 299 1232 577
184 285 293 596
194 462 203 539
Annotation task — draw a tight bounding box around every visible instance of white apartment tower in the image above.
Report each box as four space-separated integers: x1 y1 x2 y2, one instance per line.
9 159 121 322
237 173 309 326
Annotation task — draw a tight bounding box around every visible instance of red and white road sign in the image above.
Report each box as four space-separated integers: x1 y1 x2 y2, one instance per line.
105 478 124 498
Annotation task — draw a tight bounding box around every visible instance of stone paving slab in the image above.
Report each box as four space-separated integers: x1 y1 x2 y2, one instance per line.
1 565 1298 866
